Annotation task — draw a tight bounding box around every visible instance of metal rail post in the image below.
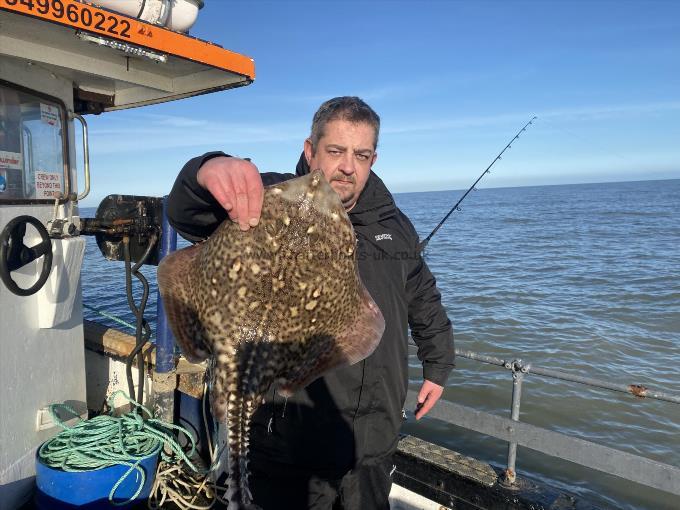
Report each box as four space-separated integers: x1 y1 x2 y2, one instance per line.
503 359 527 485
153 196 177 424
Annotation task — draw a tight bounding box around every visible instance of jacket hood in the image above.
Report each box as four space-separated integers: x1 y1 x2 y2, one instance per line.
295 152 396 226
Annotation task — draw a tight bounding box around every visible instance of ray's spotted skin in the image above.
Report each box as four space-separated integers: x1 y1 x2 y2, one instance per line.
157 170 385 509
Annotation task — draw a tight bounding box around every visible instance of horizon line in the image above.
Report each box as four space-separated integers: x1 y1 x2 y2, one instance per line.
78 175 679 209
392 175 680 196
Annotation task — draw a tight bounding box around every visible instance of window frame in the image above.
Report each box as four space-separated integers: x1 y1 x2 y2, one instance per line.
0 78 71 205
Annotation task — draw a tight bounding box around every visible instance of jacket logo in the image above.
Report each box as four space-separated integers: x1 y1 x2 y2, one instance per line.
375 234 392 241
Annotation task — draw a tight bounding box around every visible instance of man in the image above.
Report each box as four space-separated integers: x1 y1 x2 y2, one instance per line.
167 97 454 509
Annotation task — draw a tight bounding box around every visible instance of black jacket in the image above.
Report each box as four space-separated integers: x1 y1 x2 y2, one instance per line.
167 152 455 476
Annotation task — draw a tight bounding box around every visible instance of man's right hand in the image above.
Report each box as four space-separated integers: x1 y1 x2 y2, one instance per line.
196 156 264 231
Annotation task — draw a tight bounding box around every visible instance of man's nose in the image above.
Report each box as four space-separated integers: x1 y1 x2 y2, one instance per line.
338 153 356 175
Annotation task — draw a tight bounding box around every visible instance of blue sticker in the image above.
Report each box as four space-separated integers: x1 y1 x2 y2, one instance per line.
0 171 6 193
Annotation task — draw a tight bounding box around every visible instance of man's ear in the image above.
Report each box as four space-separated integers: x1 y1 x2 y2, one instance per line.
371 151 378 167
304 138 313 164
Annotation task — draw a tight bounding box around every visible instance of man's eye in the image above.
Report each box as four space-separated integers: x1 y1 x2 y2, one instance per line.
356 154 369 161
329 150 341 155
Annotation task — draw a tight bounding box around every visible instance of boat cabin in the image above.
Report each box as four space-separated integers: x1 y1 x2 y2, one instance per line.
0 2 253 506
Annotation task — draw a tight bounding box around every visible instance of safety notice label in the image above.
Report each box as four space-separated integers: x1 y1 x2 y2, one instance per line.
40 103 61 127
35 170 63 199
0 150 22 170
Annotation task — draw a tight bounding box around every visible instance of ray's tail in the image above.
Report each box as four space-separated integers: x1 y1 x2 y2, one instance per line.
220 340 270 510
225 392 258 509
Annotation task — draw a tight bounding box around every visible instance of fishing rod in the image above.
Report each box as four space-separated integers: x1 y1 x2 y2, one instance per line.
418 116 537 254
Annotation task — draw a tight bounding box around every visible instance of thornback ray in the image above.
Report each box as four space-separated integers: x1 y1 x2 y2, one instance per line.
157 170 385 509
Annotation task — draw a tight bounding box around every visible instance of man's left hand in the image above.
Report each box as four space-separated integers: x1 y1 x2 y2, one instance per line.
415 380 444 420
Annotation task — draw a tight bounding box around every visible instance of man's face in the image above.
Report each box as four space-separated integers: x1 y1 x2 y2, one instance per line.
304 119 377 211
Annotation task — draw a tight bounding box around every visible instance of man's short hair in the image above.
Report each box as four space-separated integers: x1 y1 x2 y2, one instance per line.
309 97 380 153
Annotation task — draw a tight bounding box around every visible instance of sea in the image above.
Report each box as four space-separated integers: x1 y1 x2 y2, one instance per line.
80 178 680 510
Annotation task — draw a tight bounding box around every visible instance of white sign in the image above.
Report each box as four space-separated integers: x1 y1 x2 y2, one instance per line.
0 150 22 170
40 103 61 127
34 170 63 199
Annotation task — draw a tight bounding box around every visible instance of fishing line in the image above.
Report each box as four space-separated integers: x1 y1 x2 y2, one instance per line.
539 116 631 163
418 116 537 254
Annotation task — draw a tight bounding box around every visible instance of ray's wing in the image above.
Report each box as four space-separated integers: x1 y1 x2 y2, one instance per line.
157 244 210 363
278 293 385 397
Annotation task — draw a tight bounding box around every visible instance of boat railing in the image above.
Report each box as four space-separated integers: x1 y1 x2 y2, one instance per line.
405 344 680 497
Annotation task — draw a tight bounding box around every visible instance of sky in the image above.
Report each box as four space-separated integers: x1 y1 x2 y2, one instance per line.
80 0 680 207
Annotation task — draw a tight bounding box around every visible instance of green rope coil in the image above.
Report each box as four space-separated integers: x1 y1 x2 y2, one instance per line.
38 391 200 506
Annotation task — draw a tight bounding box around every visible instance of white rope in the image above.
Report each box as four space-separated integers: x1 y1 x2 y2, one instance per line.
147 374 229 510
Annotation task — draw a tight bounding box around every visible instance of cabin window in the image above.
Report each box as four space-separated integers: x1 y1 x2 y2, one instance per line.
0 82 68 202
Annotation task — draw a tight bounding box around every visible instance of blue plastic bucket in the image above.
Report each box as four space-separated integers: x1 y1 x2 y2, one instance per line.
35 450 159 509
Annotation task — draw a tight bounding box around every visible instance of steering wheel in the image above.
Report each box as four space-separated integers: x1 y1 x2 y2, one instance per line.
0 216 53 296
